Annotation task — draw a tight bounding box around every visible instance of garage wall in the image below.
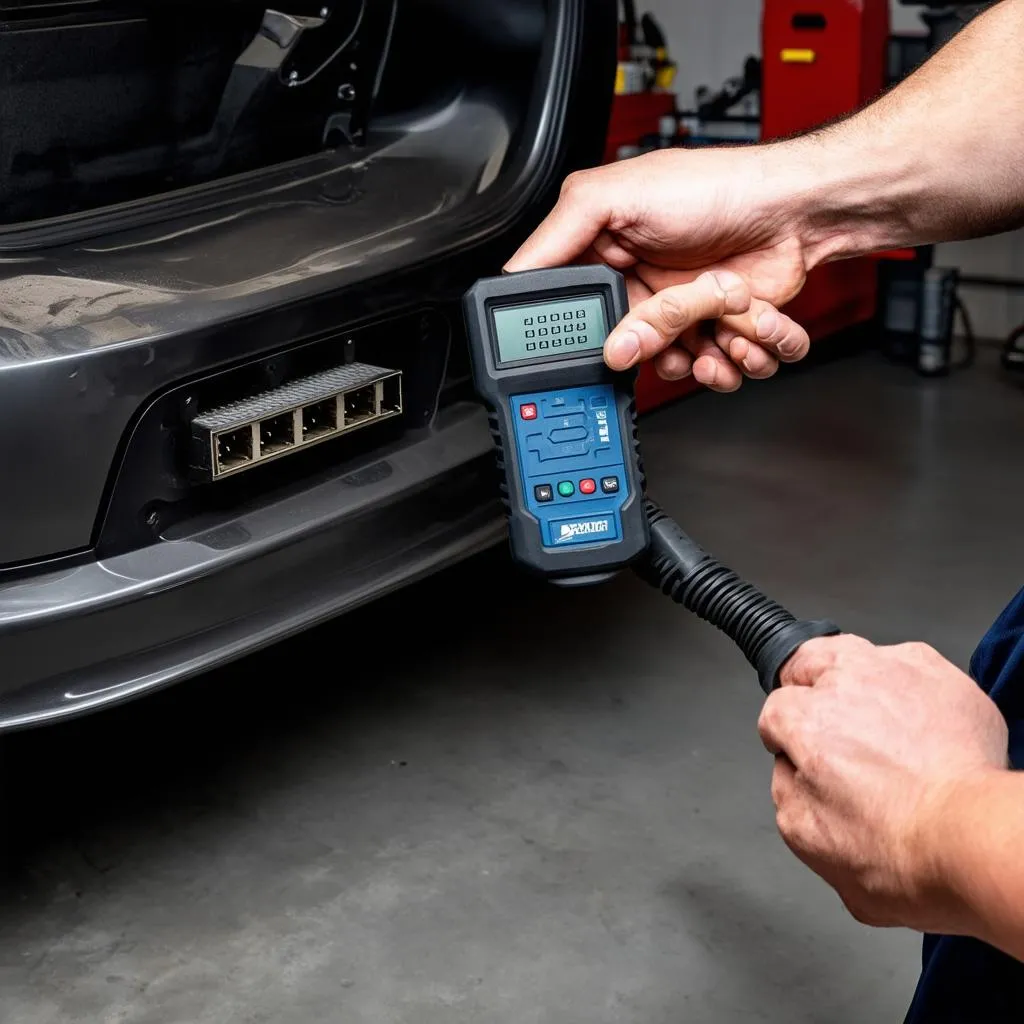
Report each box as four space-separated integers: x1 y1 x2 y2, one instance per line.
890 3 921 32
640 0 1024 340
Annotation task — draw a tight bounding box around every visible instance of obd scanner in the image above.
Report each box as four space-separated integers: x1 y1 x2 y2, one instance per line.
463 266 649 586
464 265 841 694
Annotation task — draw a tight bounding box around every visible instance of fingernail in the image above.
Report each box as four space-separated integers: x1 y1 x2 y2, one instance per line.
609 331 640 365
714 270 744 292
710 274 742 304
660 360 692 382
756 310 778 341
742 357 756 374
778 337 802 358
700 361 718 387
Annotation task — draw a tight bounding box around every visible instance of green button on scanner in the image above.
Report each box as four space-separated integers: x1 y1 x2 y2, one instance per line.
557 481 575 498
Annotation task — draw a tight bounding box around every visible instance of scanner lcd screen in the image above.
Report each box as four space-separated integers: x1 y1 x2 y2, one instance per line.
492 294 608 364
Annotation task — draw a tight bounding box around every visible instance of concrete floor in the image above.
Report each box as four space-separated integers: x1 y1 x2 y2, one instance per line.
3 348 1024 1024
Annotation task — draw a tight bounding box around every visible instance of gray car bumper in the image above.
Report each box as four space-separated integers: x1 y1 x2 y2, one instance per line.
0 403 504 731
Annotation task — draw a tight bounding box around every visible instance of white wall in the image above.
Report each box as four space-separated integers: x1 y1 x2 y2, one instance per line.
643 0 760 112
641 0 1024 339
890 3 922 32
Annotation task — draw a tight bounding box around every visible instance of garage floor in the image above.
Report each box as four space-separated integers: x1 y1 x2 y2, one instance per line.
3 348 1024 1024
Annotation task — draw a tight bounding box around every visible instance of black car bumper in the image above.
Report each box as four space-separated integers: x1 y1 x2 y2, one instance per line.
0 403 504 730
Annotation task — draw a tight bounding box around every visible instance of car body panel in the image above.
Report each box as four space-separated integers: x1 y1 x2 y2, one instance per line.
0 0 619 728
0 405 501 729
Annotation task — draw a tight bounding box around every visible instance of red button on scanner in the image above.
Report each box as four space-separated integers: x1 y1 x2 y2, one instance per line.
579 478 597 495
521 403 538 421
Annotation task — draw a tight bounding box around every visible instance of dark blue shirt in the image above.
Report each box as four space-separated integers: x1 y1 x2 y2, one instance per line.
905 587 1024 1023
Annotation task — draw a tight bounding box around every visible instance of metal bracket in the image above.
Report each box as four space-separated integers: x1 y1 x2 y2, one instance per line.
237 10 327 73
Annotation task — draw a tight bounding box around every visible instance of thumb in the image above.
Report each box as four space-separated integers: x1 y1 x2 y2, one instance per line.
604 272 752 369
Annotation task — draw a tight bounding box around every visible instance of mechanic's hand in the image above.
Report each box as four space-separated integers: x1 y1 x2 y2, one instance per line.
504 148 813 392
758 635 1009 936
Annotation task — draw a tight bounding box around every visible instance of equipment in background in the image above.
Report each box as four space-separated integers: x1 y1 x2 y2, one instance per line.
695 56 761 121
878 264 975 376
464 268 841 696
616 2 676 97
677 57 761 147
899 1 995 50
463 267 649 586
889 4 993 87
918 268 961 377
611 54 764 155
762 0 889 142
604 3 677 165
878 256 931 365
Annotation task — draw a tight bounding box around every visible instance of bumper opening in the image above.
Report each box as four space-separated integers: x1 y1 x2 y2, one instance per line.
93 308 452 559
191 364 404 482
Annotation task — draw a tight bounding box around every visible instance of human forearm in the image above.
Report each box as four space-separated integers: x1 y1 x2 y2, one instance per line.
773 0 1024 265
504 2 1024 389
928 770 1024 961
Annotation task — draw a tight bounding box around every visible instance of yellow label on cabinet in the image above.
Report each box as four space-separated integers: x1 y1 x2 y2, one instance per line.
781 48 817 64
655 66 677 90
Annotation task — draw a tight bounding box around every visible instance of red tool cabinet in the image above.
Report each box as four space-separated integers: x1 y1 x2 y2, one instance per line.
761 0 891 359
762 0 889 141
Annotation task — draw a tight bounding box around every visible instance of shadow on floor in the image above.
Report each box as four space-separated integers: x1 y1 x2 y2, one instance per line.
0 545 622 889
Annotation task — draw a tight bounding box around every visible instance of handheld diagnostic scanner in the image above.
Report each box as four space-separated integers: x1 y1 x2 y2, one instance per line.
463 266 649 586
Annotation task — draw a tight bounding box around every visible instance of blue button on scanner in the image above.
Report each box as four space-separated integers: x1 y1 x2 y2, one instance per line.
541 397 586 418
548 426 589 444
530 440 590 462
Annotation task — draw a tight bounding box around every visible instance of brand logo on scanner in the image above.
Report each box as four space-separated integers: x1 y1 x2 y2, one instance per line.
557 519 611 543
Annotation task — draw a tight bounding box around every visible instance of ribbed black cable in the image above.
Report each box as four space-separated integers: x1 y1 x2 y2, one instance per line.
641 501 840 693
643 501 795 665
